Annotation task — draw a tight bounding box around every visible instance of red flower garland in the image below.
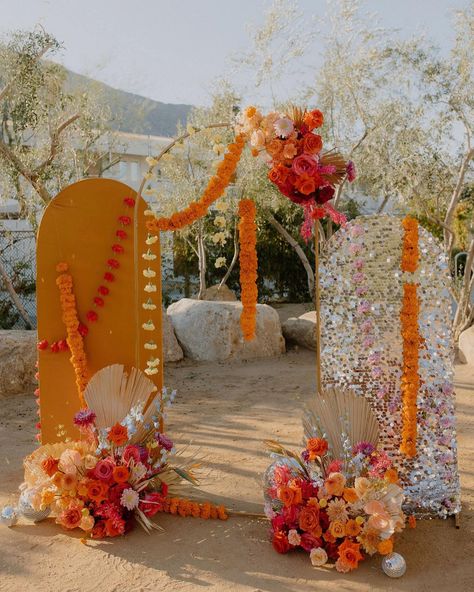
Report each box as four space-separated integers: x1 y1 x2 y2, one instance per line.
238 199 258 341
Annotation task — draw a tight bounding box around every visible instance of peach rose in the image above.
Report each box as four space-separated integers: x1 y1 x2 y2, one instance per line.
310 547 328 567
354 477 370 498
250 129 265 149
329 520 346 538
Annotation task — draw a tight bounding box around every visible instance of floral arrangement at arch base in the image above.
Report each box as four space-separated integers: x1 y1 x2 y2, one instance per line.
2 365 227 538
263 389 406 573
236 105 356 238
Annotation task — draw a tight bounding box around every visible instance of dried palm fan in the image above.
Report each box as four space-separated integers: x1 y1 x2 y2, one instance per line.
303 387 379 460
84 364 159 444
320 150 348 186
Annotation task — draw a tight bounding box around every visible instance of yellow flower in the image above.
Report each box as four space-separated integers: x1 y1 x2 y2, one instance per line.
319 498 328 508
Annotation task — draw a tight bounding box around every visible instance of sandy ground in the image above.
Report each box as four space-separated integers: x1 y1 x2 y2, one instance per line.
0 350 473 592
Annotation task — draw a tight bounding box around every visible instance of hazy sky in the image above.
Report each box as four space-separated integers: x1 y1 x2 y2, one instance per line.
0 0 468 107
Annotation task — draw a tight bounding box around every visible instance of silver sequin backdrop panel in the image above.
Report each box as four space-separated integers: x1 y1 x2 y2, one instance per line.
319 215 460 517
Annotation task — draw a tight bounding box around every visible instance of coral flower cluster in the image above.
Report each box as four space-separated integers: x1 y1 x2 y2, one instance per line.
236 105 354 210
147 133 246 232
265 438 405 572
55 263 89 406
238 199 258 340
400 216 421 458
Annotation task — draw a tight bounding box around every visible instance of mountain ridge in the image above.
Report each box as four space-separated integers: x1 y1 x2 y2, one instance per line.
65 68 193 137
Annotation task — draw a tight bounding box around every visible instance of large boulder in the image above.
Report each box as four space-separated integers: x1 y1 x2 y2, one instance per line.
162 309 184 362
200 284 237 302
282 311 317 351
459 325 474 366
0 319 183 397
0 330 37 396
167 298 285 361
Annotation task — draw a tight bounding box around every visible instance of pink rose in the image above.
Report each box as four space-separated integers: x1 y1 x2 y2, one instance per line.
292 154 318 177
122 445 141 465
94 458 115 482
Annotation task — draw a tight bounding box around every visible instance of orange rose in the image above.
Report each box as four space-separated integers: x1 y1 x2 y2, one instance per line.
295 173 316 195
345 519 362 537
303 109 324 130
266 139 283 158
113 466 130 483
306 438 328 460
277 485 297 507
336 539 364 572
107 423 128 446
299 505 320 534
343 488 359 503
378 538 394 555
87 480 109 503
302 133 323 155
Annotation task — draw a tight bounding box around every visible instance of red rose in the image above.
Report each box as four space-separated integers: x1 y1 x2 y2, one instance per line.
282 505 300 528
316 186 335 204
271 515 285 531
272 530 291 554
300 532 323 551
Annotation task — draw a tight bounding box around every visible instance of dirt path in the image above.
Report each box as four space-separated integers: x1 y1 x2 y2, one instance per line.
0 350 473 592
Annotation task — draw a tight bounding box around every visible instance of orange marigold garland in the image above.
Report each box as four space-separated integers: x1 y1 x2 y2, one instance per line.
238 199 258 341
147 133 246 232
55 263 89 406
159 496 228 520
399 216 421 458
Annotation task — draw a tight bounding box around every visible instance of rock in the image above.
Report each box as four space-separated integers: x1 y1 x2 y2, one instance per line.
282 311 317 351
162 309 183 362
459 325 474 366
0 330 37 396
199 284 237 302
167 298 285 361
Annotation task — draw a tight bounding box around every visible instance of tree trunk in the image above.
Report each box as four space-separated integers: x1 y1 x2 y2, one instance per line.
218 219 239 290
197 224 207 300
266 212 315 307
0 254 33 328
453 238 474 342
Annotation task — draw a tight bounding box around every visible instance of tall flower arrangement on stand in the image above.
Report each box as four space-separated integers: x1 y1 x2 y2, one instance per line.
236 105 355 238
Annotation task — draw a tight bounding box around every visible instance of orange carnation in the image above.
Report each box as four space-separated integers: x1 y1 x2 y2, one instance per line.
303 109 324 130
107 423 129 446
378 538 394 555
345 519 362 537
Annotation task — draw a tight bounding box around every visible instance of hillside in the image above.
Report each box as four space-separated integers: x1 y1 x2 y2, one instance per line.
65 69 192 137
